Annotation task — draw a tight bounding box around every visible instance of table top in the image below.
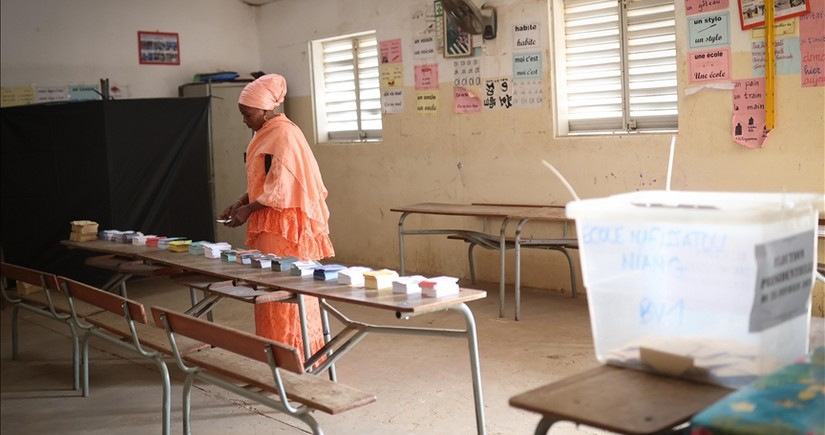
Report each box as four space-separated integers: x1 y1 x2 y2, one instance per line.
390 203 542 218
509 364 733 435
63 240 487 314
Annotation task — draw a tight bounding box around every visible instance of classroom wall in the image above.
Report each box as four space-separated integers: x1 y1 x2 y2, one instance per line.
0 0 260 98
1 0 823 310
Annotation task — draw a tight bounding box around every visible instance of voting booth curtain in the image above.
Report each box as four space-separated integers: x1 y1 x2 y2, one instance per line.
1 98 213 284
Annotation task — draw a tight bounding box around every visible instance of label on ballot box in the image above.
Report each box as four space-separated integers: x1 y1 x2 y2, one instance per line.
566 190 823 388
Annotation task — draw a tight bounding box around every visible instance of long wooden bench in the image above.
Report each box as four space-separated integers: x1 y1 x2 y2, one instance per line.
151 305 377 435
84 254 182 297
59 277 207 435
0 262 105 391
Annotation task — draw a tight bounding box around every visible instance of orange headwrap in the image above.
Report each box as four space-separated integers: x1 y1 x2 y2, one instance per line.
238 73 287 111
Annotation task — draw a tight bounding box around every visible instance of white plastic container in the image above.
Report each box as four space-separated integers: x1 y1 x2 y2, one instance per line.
566 190 823 388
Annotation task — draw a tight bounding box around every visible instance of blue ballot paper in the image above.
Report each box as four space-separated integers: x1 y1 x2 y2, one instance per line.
313 264 346 281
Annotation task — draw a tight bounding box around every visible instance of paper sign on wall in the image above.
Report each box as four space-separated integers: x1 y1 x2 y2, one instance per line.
415 64 439 89
684 0 728 16
688 12 730 49
379 39 403 64
732 78 768 149
513 52 541 80
513 79 543 108
513 23 540 50
799 0 825 87
454 87 481 113
483 77 513 110
688 48 731 83
413 36 437 59
380 64 404 89
752 38 800 76
416 90 440 116
382 88 404 114
453 58 482 88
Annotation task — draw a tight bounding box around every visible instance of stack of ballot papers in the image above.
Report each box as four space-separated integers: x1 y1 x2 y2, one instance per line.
188 241 209 256
392 275 427 295
221 249 238 262
158 237 186 249
419 276 460 297
69 220 99 242
272 256 299 271
337 266 373 287
133 234 157 245
291 260 322 277
251 254 278 269
203 242 231 259
145 236 166 248
235 249 261 265
167 240 192 253
314 264 347 281
363 269 400 290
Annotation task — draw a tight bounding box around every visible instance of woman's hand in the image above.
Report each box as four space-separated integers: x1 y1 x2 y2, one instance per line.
220 197 248 226
227 204 252 227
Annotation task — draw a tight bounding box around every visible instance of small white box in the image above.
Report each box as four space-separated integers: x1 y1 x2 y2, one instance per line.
567 190 823 388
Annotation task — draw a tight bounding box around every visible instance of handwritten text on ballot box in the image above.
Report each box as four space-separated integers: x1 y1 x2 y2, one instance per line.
566 191 823 388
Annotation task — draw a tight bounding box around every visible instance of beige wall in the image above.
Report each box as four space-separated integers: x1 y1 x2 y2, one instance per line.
1 0 822 310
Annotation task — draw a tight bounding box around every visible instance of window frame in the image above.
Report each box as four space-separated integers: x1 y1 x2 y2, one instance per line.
310 31 383 144
552 0 679 136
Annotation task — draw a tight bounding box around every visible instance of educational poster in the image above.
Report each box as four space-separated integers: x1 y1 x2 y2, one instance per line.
513 79 543 108
453 58 482 88
416 90 439 116
413 35 437 59
379 39 403 64
68 84 101 101
751 19 796 38
688 48 731 83
380 63 404 89
513 23 540 51
35 85 69 103
688 12 730 49
513 52 541 80
685 0 729 16
382 88 404 114
738 0 810 30
483 77 514 110
799 0 825 87
415 64 439 89
454 87 481 113
732 78 769 148
0 86 35 107
751 38 801 76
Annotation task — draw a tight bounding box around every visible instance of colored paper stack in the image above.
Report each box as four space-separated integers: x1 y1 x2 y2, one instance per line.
291 260 322 276
235 249 261 265
392 275 427 295
167 240 192 253
221 249 238 262
313 264 346 281
203 242 232 259
158 237 186 249
419 276 460 297
363 269 400 290
69 220 99 242
188 241 209 255
337 266 373 287
272 256 299 271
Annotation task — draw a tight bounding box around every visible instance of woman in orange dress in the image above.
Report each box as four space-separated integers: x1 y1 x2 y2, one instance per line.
220 73 334 360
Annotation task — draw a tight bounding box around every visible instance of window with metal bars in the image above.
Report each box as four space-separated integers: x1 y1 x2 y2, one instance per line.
311 32 382 142
554 0 678 135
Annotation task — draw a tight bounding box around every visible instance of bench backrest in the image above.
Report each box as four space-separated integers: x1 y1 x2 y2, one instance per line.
59 277 149 324
150 306 304 374
1 261 61 293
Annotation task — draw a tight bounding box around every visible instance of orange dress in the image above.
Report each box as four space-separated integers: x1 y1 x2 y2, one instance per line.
244 114 334 360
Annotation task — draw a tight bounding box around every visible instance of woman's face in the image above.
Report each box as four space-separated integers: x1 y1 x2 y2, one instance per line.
239 103 266 131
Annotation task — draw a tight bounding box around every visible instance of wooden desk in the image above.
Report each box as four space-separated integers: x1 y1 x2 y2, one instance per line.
509 365 733 435
391 203 574 320
63 239 489 435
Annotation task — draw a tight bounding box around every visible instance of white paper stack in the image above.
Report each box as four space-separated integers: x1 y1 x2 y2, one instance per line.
291 260 322 277
420 276 460 297
132 234 157 246
337 266 373 287
392 275 427 295
363 269 400 290
203 242 232 259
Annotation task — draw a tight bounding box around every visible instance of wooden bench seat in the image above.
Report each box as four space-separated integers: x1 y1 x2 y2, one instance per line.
169 272 293 320
1 262 84 391
151 305 377 434
59 277 203 435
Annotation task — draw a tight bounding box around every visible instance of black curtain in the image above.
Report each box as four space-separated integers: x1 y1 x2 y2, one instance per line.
1 98 212 285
